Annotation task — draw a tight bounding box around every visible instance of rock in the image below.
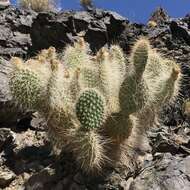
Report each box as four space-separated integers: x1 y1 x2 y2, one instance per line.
13 129 48 156
24 167 57 190
170 21 190 45
30 113 46 131
149 123 190 156
129 153 190 190
30 9 127 54
0 6 36 59
182 13 190 29
0 165 16 188
0 128 15 152
149 7 170 25
0 0 10 10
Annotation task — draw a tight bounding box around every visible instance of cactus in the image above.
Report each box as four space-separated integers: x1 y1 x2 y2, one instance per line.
9 67 41 110
96 47 126 113
70 130 107 173
9 57 50 111
76 89 105 130
8 38 181 173
79 65 99 89
105 113 133 143
46 60 66 111
119 39 149 116
62 38 90 70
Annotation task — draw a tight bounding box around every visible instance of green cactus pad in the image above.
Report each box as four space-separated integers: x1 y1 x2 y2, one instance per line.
132 39 149 79
80 67 99 88
9 69 41 110
76 89 105 129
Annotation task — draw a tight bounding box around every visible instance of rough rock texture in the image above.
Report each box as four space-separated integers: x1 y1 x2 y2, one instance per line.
0 6 127 58
0 6 36 58
130 153 190 190
1 5 190 190
148 7 170 25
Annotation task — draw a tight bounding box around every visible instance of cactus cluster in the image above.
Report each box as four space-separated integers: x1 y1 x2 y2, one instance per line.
8 37 181 173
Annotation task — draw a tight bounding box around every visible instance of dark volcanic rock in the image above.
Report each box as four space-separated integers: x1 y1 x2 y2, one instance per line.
30 9 127 54
129 153 190 190
170 21 190 45
0 6 127 58
0 165 16 188
0 128 14 152
0 6 36 59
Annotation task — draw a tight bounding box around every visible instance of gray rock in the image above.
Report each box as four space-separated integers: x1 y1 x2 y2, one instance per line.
0 165 16 188
30 113 46 131
0 0 10 10
170 21 190 45
0 6 36 59
25 167 57 190
149 7 170 25
129 153 190 190
30 9 127 54
0 128 15 152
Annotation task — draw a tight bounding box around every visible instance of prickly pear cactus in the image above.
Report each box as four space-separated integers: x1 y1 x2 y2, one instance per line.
8 38 181 174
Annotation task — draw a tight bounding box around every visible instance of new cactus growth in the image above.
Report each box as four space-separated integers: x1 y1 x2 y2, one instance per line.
8 38 181 173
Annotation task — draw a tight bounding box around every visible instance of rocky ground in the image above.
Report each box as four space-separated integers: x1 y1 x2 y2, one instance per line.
0 5 190 190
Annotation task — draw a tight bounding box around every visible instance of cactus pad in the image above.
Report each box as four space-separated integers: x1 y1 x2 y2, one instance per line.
132 39 149 78
76 89 105 129
80 67 99 88
9 68 41 110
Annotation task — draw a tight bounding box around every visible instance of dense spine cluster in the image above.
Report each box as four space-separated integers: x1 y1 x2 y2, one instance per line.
8 38 181 173
76 89 105 130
